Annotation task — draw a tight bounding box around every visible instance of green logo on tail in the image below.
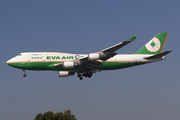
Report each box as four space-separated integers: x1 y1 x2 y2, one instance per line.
145 37 161 52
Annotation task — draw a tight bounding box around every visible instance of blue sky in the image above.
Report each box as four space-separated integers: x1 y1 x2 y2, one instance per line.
0 0 179 120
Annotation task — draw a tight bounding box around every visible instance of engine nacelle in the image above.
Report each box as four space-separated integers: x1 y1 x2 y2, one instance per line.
58 71 75 77
63 62 75 68
88 53 100 61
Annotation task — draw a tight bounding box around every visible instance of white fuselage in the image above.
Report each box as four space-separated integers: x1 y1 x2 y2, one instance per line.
7 52 164 65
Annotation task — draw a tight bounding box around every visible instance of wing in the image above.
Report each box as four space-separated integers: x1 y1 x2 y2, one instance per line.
101 36 137 54
54 36 137 80
54 35 137 71
79 35 137 62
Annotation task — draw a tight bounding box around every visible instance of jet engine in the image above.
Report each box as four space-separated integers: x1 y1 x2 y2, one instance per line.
63 62 75 68
58 71 75 77
88 52 108 61
88 53 100 61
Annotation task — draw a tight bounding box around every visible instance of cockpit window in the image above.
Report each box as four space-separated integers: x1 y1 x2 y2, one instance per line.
17 54 22 56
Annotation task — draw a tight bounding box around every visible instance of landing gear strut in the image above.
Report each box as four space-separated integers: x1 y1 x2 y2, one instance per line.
22 70 27 77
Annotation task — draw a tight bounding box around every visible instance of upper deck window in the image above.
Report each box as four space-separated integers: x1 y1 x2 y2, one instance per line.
32 54 40 56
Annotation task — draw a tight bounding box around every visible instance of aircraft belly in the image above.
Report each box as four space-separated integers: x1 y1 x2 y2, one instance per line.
99 61 146 70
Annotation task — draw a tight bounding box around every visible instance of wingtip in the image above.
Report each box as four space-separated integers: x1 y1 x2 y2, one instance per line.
129 35 138 41
169 50 173 52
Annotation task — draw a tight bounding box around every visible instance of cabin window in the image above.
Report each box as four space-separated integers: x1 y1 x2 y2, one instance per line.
32 54 39 56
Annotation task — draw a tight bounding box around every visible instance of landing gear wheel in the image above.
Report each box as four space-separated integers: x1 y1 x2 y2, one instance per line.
23 74 27 77
79 77 83 80
87 72 92 78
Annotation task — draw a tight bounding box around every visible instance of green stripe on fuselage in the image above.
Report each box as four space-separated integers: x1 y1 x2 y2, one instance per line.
99 62 146 70
7 61 148 71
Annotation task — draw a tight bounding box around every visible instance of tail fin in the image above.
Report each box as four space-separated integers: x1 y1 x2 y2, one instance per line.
135 32 169 54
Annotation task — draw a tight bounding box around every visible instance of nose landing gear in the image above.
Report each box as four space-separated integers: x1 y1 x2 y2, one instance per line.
22 70 27 77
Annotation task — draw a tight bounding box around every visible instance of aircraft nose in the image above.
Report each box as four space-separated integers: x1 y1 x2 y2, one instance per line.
7 55 22 68
7 59 11 64
6 58 13 65
6 57 16 67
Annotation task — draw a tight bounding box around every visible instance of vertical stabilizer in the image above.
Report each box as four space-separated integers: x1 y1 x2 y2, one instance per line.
135 32 169 54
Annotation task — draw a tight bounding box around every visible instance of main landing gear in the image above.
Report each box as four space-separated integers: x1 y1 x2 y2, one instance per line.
22 70 27 77
77 71 93 80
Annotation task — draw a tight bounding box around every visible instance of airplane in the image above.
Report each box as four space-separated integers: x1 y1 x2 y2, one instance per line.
7 32 172 80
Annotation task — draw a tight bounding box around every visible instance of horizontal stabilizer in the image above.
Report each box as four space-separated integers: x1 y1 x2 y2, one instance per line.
144 50 172 59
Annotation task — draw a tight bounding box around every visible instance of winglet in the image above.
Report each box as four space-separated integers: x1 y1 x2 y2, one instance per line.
129 35 138 41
